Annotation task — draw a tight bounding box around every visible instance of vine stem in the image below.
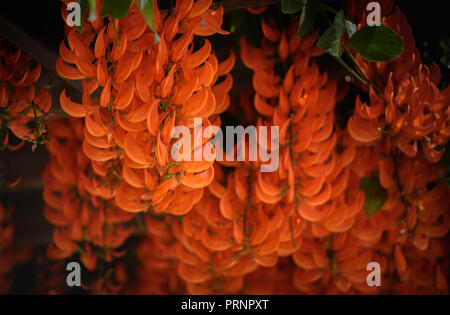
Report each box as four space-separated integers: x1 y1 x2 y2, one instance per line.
108 102 115 125
289 217 296 248
334 55 371 89
311 3 380 94
31 103 41 152
310 29 371 91
111 18 120 48
343 45 382 94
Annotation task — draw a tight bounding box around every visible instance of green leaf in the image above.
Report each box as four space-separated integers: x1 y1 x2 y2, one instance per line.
348 24 404 62
297 2 315 36
317 10 345 57
101 0 132 19
281 0 306 14
344 20 356 37
135 0 160 43
76 0 89 32
230 10 262 47
87 0 97 22
359 177 388 216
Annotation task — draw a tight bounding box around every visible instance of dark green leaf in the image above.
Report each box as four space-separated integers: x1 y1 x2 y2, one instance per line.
135 0 160 43
348 24 404 62
297 2 315 36
230 11 246 41
317 10 345 57
281 0 306 14
230 10 261 47
101 0 132 19
87 0 97 22
345 20 356 37
76 0 89 32
359 177 388 216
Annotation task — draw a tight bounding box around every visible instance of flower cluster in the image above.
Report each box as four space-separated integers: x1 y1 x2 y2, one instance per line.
30 0 450 294
57 0 233 215
344 0 449 293
0 38 51 151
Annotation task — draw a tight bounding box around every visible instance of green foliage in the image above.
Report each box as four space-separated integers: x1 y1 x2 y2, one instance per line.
359 177 388 216
230 10 262 47
87 0 97 21
348 25 404 62
75 0 89 32
135 0 160 43
280 0 404 64
297 2 315 36
344 20 356 37
281 0 307 14
317 10 345 57
101 0 132 19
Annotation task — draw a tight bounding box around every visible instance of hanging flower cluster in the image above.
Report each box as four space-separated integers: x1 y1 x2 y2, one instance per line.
233 12 374 294
344 0 449 293
163 3 448 295
42 0 234 292
131 216 184 294
0 38 52 151
56 0 234 215
30 0 449 294
43 117 135 279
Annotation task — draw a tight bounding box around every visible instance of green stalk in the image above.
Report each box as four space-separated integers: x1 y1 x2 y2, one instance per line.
343 45 381 94
108 102 115 125
111 18 120 48
334 56 371 89
289 216 296 248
